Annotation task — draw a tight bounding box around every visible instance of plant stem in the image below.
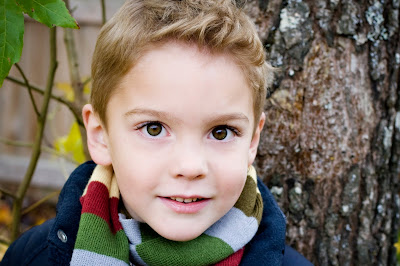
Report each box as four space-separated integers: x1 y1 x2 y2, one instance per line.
100 0 107 25
0 137 32 148
15 63 40 118
0 187 16 198
5 76 83 126
0 236 10 246
10 27 58 241
83 76 91 86
63 0 90 159
0 137 79 164
22 190 60 215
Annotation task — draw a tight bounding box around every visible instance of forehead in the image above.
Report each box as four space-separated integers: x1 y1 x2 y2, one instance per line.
108 41 254 125
134 41 239 77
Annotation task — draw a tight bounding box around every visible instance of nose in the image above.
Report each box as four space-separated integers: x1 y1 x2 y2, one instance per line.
169 140 208 179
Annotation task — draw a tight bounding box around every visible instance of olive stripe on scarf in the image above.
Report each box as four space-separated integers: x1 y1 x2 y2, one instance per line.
71 165 263 266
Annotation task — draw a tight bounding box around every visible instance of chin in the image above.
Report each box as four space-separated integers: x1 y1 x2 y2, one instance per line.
157 226 204 242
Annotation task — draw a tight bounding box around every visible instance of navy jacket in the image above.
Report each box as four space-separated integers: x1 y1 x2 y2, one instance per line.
1 161 312 265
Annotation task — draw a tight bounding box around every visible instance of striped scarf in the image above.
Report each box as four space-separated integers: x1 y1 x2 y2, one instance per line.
71 165 263 265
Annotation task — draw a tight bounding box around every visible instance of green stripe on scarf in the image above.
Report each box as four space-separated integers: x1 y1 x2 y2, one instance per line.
137 224 233 266
74 213 129 262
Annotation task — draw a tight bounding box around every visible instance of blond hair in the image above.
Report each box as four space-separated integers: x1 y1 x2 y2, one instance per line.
91 0 274 128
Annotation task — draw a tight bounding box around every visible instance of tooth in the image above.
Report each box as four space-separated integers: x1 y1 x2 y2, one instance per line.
175 197 184 202
192 198 197 202
184 198 193 203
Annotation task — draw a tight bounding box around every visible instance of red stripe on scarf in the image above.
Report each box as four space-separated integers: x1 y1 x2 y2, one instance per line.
214 247 244 266
80 181 123 233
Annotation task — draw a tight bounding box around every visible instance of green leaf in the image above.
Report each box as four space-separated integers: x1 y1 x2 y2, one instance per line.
0 0 24 87
17 0 79 29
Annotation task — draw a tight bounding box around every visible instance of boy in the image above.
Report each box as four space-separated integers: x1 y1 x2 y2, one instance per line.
2 0 311 265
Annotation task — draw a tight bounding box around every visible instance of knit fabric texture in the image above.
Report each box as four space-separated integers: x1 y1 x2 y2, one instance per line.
70 165 263 266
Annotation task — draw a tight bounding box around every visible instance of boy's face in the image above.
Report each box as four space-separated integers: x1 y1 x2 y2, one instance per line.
84 42 265 241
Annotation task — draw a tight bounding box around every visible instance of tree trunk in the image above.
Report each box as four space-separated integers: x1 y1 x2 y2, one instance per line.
244 0 400 265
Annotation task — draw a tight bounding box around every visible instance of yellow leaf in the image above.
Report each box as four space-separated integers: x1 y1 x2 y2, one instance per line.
54 122 85 163
395 241 400 254
0 204 12 225
56 82 75 102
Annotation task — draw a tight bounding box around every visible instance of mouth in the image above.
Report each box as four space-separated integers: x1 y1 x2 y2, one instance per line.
168 197 204 203
160 196 210 214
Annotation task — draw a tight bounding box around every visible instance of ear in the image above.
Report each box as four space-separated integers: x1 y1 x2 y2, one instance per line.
248 112 265 166
82 104 112 165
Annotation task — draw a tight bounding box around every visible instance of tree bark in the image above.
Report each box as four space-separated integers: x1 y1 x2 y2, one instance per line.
244 0 400 265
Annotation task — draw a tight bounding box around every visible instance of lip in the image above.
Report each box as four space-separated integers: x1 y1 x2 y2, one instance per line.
159 196 210 214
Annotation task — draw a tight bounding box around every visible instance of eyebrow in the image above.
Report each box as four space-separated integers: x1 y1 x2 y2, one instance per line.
124 108 249 124
207 113 250 125
124 108 179 123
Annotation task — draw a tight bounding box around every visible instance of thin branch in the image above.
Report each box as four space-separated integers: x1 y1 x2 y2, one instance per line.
0 137 79 165
82 76 91 86
64 0 83 102
11 27 58 241
0 187 16 198
64 29 83 102
5 76 84 126
0 236 10 246
15 63 40 117
0 137 32 148
22 190 60 215
41 147 78 164
100 0 107 25
63 0 90 159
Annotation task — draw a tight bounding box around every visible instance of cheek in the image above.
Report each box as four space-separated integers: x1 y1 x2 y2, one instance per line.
110 145 161 191
212 145 250 191
112 157 155 189
108 131 155 170
217 163 248 202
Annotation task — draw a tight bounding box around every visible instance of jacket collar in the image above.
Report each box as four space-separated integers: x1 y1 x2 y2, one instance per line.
48 161 96 265
242 177 286 265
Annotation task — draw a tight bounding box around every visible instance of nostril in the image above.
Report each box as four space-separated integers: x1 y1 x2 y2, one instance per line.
175 173 205 179
169 147 208 178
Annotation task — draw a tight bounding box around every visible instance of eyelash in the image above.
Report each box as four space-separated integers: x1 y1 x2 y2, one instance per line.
135 121 162 130
218 125 241 136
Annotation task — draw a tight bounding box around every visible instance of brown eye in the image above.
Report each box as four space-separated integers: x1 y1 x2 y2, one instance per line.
212 127 228 140
147 123 162 136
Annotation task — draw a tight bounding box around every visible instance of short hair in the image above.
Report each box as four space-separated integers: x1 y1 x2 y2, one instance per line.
91 0 274 129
